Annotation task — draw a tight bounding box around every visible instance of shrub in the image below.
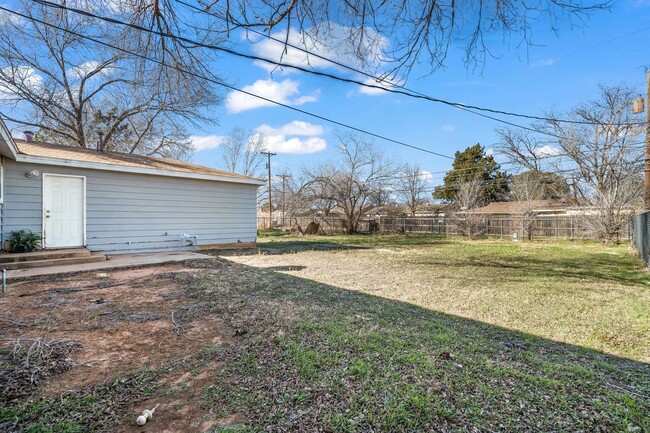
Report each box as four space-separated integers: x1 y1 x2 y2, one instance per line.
9 230 41 253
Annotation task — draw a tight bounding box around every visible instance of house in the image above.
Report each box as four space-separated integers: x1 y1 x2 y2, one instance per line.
0 121 265 253
467 200 569 216
365 204 454 218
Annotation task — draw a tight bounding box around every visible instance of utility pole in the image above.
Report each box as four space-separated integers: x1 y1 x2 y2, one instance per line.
277 174 291 228
646 69 650 210
261 151 276 229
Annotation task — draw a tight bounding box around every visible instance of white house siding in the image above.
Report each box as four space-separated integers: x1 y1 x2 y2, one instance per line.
2 159 259 253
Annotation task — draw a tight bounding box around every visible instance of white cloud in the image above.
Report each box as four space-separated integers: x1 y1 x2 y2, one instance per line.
225 79 318 113
396 169 433 183
67 61 103 79
265 136 327 154
0 66 42 99
439 124 456 133
531 58 556 68
0 7 23 25
420 170 433 181
293 93 319 105
250 23 388 74
255 120 327 154
190 134 225 152
533 145 561 157
257 120 324 137
66 60 116 79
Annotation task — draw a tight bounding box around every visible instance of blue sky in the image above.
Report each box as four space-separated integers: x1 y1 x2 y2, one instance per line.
1 0 649 186
188 0 650 183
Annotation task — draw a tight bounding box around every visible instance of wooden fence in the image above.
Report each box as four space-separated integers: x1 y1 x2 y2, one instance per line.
258 214 633 240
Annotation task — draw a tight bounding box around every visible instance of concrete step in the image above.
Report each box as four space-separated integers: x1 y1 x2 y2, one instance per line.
0 248 91 264
1 253 106 270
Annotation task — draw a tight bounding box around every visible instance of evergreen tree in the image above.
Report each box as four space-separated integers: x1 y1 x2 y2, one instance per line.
433 144 510 202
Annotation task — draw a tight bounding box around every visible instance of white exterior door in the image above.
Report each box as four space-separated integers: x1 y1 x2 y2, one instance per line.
43 174 85 248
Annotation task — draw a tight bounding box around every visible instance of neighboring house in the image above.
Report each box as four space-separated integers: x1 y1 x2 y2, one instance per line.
366 204 454 218
467 200 569 216
0 121 265 253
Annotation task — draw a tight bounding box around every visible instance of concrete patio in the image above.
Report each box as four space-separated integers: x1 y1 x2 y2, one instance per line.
5 251 216 279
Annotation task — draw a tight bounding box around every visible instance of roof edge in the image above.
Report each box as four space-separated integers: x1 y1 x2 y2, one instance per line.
0 120 18 160
15 154 266 186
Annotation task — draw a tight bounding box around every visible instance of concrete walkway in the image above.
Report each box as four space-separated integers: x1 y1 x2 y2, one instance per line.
6 251 215 279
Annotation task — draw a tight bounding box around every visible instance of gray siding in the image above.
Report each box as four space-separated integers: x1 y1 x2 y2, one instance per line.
2 159 259 253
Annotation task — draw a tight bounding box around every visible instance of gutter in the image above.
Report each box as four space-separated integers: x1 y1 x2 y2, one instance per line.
14 154 266 186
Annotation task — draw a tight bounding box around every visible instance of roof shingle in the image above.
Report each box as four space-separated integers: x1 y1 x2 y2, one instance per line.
15 140 261 183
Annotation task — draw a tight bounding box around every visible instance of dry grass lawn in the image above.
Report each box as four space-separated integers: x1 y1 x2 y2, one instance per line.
1 234 648 432
234 235 650 362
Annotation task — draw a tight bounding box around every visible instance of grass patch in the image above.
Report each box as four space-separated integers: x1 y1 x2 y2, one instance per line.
6 235 650 432
0 370 160 432
246 234 650 361
180 238 650 431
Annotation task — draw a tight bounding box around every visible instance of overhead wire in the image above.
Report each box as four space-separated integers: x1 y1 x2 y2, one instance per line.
173 0 647 128
421 141 646 179
34 0 645 145
6 2 646 191
0 4 455 160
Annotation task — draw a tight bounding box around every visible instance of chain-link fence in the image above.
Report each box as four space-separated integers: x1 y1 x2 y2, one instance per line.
259 214 633 241
631 212 650 265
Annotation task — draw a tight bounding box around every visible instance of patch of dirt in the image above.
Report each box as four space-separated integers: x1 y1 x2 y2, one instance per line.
113 361 236 433
0 262 235 433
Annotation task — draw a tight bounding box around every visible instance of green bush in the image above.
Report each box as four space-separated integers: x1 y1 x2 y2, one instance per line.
9 230 41 253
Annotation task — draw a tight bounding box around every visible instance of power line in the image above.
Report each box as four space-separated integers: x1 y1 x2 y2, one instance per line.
33 0 647 143
557 25 650 59
1 4 454 160
173 0 646 128
421 141 646 179
8 3 645 186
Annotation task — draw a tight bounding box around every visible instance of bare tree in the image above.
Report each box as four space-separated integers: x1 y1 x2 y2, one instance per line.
578 176 642 244
452 177 485 240
0 1 220 158
306 134 398 234
510 174 547 240
270 170 310 226
218 127 267 177
497 84 644 243
103 0 609 78
396 164 430 216
496 130 554 173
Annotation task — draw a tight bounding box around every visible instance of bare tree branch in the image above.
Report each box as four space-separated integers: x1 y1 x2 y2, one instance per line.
0 1 221 158
217 127 267 177
497 84 644 243
396 163 430 216
304 133 399 233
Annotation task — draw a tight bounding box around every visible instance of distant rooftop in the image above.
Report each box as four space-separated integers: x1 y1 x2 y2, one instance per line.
469 200 569 214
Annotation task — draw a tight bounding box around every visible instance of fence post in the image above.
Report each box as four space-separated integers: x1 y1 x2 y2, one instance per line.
555 216 559 240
